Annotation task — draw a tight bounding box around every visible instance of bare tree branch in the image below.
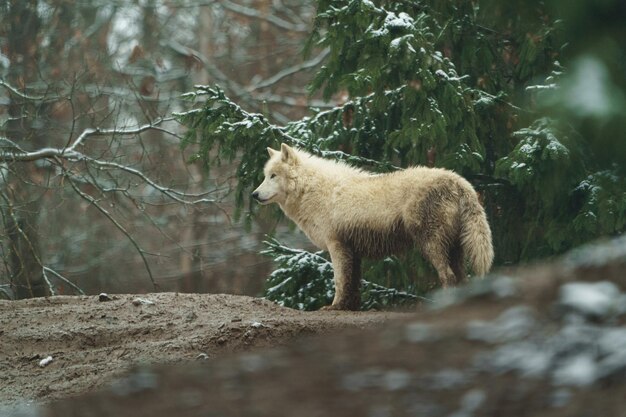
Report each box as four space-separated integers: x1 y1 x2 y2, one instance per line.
64 169 159 292
41 267 57 296
81 157 217 205
0 79 49 102
43 266 85 295
219 0 309 32
249 49 330 91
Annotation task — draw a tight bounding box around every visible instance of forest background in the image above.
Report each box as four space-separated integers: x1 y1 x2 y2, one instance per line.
1 0 624 309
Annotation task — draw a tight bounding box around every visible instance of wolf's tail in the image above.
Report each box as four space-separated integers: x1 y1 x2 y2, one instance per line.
460 192 494 277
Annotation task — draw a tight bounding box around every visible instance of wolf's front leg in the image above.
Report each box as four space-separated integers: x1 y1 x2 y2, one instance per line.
323 241 361 311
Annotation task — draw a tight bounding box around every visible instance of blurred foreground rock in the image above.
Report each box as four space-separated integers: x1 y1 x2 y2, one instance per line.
40 237 626 417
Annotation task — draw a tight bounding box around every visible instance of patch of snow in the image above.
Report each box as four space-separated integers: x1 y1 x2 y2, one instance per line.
424 368 468 390
474 96 494 107
449 389 486 417
435 69 448 79
384 11 414 30
382 369 412 391
491 276 518 298
518 141 539 155
558 281 621 318
98 293 112 302
553 353 597 386
475 341 552 377
368 27 389 38
341 368 412 392
526 83 557 91
545 135 569 157
405 322 439 343
467 305 536 343
390 35 415 53
598 327 626 355
563 234 626 270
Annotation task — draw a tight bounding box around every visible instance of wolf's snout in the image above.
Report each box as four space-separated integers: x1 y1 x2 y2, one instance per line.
252 191 260 201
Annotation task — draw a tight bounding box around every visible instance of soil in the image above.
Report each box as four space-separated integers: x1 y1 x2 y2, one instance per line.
0 292 406 411
2 236 626 416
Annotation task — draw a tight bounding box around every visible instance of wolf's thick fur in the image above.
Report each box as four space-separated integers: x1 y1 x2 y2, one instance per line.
253 144 494 310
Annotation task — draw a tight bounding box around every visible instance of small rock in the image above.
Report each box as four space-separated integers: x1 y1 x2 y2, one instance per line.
98 293 112 302
196 353 209 360
38 356 53 368
231 317 242 323
132 297 155 306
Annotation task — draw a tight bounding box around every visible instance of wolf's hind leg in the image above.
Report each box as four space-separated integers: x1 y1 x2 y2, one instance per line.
325 241 361 311
449 240 466 284
421 242 456 288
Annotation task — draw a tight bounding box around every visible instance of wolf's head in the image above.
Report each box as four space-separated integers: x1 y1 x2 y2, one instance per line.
252 143 299 205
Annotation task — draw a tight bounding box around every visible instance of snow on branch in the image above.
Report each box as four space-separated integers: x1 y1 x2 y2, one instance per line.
42 266 85 296
0 118 214 206
178 85 401 172
0 79 50 102
261 237 427 310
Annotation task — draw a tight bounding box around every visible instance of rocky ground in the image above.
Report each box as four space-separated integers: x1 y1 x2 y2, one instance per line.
2 236 626 416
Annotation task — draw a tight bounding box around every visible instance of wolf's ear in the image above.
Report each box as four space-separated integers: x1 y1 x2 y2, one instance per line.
267 147 278 157
280 143 298 165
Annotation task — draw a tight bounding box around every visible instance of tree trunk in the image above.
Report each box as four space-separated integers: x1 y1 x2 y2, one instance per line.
3 0 46 298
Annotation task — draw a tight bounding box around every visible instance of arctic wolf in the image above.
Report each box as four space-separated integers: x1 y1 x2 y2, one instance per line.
253 144 494 310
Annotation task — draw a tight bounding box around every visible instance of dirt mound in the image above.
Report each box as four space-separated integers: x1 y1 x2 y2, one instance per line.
37 237 626 417
0 292 405 411
3 237 626 417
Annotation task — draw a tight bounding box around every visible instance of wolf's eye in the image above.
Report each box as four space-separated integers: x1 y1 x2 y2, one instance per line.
270 173 276 179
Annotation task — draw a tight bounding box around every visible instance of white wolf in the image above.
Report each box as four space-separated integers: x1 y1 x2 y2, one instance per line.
253 143 494 310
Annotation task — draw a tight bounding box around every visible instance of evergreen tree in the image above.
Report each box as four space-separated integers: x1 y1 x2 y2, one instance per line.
177 0 626 309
